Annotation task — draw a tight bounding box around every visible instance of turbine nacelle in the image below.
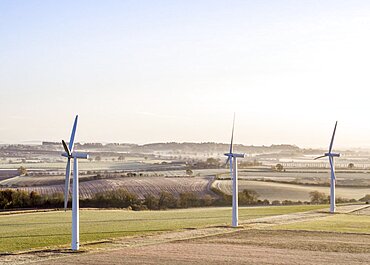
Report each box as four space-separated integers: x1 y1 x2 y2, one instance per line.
324 152 340 157
224 153 245 158
61 152 89 159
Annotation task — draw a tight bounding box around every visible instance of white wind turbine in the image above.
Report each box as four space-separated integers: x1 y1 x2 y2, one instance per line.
314 121 340 213
224 114 245 227
61 115 89 251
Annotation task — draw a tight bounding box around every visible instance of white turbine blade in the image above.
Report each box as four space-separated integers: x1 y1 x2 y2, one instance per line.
328 156 336 180
328 121 338 153
69 115 78 153
64 158 71 210
314 155 326 160
229 113 235 154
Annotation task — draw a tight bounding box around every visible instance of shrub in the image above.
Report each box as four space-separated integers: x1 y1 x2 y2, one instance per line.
359 194 370 202
143 194 159 210
179 192 199 208
239 189 259 205
309 191 328 204
158 192 178 209
89 189 139 208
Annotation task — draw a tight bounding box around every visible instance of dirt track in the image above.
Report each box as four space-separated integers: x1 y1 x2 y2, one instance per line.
37 241 370 265
36 229 370 265
2 205 369 265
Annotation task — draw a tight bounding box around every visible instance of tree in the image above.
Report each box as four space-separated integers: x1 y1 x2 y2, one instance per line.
206 158 220 167
143 194 159 210
359 194 370 202
186 168 193 176
179 192 199 208
239 189 259 205
309 191 328 204
348 163 355 169
17 166 28 176
275 164 283 172
95 156 102 161
158 192 178 209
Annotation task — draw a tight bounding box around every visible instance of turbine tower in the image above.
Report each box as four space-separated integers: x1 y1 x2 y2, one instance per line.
314 121 340 213
61 115 89 251
224 114 245 227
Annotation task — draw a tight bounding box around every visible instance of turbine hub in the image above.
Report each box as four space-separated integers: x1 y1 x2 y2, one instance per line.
325 152 340 157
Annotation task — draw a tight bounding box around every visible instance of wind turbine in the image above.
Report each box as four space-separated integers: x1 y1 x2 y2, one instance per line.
224 114 245 227
314 121 340 213
61 115 89 251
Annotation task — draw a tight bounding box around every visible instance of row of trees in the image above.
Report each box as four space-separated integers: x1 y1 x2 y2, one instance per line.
0 190 64 209
309 191 358 204
0 188 267 210
1 189 365 211
0 189 217 210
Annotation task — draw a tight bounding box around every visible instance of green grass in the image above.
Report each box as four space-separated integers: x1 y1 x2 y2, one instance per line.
0 205 325 253
272 214 370 234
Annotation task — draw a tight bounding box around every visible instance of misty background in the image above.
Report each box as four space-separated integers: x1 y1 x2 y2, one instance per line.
1 0 370 148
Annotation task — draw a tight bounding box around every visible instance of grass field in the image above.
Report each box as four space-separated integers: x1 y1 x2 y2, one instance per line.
272 213 370 234
0 205 326 253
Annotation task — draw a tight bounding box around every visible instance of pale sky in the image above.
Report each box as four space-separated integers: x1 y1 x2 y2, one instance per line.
1 0 370 148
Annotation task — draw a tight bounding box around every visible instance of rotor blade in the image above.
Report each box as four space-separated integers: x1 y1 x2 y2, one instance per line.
229 157 233 180
328 121 338 153
314 155 326 160
62 140 71 156
225 157 230 167
64 158 71 210
328 156 336 180
229 113 235 154
69 115 78 153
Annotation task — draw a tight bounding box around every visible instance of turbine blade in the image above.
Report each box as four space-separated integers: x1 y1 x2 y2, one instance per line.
314 155 326 160
69 115 78 153
229 113 235 154
225 157 229 166
62 140 71 156
64 158 71 210
229 157 233 180
328 121 338 153
329 156 336 180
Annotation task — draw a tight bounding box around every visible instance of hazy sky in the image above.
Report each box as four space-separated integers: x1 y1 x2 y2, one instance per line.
1 0 370 148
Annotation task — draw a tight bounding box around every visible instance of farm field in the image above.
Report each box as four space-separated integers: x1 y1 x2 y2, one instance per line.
0 205 326 253
37 233 370 265
213 179 370 201
0 176 214 199
0 159 177 171
2 168 370 202
273 211 370 233
0 168 226 187
235 170 370 186
26 205 370 265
